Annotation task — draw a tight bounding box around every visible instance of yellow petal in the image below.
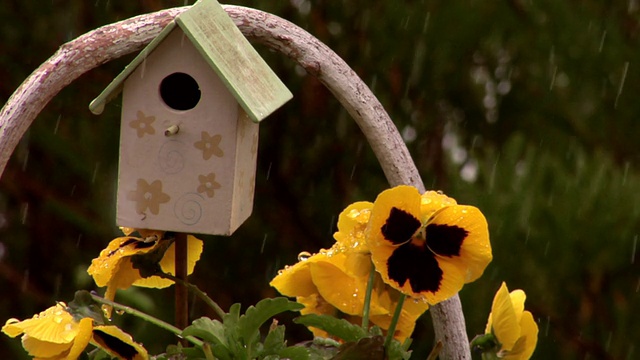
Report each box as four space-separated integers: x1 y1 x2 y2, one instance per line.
270 253 320 298
509 289 526 323
65 318 93 360
2 304 78 344
88 236 160 287
310 254 387 316
133 235 204 288
426 205 492 283
490 282 521 351
333 201 373 252
367 185 422 249
92 325 149 360
22 336 72 358
502 310 538 360
420 190 457 217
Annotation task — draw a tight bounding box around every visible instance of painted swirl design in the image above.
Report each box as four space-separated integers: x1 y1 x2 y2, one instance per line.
173 193 203 225
158 140 185 174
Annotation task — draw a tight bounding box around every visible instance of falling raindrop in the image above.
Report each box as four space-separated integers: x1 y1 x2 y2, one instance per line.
266 162 272 180
622 161 630 185
20 203 29 224
544 316 551 337
614 61 629 109
260 234 267 254
54 115 61 134
598 30 607 53
92 162 101 184
21 149 29 172
297 251 312 261
549 65 558 90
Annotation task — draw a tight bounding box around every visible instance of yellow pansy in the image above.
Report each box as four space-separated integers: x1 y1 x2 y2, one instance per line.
485 282 538 360
2 303 148 360
366 185 492 304
87 229 203 316
271 202 428 342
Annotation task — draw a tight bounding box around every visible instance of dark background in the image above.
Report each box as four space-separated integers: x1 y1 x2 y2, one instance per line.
1 1 639 359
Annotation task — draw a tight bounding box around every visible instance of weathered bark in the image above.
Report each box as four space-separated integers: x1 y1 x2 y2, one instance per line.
0 5 470 359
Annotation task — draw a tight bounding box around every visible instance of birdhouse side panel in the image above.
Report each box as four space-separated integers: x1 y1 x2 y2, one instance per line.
229 107 259 232
116 28 241 235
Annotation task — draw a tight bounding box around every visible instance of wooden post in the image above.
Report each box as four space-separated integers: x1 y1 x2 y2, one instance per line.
175 232 189 345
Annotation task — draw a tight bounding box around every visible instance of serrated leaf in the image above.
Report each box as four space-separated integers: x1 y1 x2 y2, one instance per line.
294 314 367 343
276 345 311 360
237 298 304 348
262 323 286 354
182 317 233 360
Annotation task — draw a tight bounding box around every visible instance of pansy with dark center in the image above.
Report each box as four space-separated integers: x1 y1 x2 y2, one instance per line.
367 185 492 304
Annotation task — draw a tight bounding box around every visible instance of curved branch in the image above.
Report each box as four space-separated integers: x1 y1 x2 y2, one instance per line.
0 5 470 359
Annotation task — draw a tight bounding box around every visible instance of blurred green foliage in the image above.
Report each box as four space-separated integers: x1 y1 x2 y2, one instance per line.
0 0 638 359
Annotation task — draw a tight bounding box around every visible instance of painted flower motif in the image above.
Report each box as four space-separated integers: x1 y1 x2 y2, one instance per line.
126 178 171 215
366 185 492 304
2 303 148 360
87 229 203 316
270 202 429 342
194 131 224 160
197 172 222 198
129 110 156 138
482 282 538 360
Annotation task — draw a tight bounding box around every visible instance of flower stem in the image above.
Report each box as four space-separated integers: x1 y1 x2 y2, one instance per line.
384 293 406 348
361 261 377 331
158 272 226 320
90 293 203 347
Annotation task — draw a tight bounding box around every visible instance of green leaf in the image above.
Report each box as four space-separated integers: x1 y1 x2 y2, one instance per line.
182 317 233 360
237 298 304 350
276 345 311 360
294 314 367 343
262 323 286 354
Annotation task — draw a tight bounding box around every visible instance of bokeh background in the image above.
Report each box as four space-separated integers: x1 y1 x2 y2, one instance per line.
1 0 639 359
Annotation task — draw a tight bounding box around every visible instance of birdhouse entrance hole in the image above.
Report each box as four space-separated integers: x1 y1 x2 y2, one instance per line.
159 72 201 111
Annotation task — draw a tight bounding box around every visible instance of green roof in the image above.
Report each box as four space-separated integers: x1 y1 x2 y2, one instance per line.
89 0 292 123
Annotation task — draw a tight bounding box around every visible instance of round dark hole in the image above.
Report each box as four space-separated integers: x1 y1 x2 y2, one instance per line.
159 72 201 111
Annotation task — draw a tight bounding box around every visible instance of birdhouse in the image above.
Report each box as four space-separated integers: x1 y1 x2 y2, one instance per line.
89 0 292 236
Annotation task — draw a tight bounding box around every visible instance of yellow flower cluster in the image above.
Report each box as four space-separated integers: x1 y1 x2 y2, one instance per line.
3 228 204 359
2 303 147 360
271 185 493 340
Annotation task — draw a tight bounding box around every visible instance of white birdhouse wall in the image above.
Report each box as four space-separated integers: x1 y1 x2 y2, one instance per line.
116 28 259 236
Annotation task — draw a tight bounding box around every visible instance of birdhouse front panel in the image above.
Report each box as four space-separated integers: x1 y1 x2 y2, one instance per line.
116 27 258 235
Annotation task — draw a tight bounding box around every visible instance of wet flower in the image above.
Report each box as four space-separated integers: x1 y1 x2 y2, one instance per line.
126 179 171 215
271 202 428 341
2 303 148 360
194 131 224 160
129 110 156 138
87 229 203 316
197 172 222 198
476 282 538 360
366 185 492 304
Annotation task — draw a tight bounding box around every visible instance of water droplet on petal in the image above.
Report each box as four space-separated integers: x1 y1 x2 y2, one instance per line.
297 251 312 261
